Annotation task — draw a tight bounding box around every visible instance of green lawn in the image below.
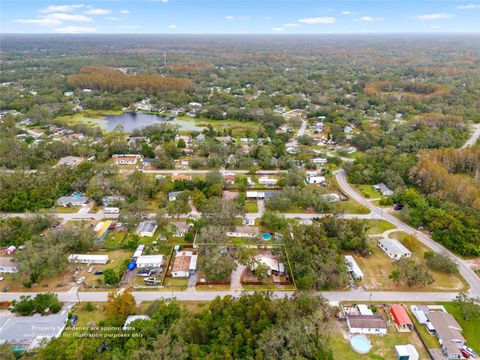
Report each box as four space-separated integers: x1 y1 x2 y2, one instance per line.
355 184 381 199
55 206 81 213
70 302 107 327
365 220 396 234
244 201 258 213
444 303 480 352
336 200 370 214
102 231 127 250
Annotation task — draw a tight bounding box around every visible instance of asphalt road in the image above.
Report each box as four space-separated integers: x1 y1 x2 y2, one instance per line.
462 123 480 149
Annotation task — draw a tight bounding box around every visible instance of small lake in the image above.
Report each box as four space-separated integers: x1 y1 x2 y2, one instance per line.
101 113 206 132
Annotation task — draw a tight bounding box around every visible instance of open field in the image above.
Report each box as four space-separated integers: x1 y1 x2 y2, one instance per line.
353 184 381 199
336 200 370 214
55 206 82 213
365 220 396 234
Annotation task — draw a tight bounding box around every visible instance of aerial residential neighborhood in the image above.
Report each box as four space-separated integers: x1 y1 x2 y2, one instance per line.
0 1 479 358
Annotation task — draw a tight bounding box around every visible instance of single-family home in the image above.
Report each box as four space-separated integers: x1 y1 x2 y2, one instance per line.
0 257 18 274
394 345 419 360
390 305 413 332
378 238 412 260
345 255 364 280
94 221 112 241
102 195 125 206
346 315 387 335
306 175 326 185
168 191 183 202
136 221 158 237
55 156 85 167
226 226 260 238
252 255 285 276
56 195 89 207
246 191 265 199
224 173 236 185
171 173 192 181
0 314 68 351
136 255 164 268
112 154 143 165
258 176 277 185
133 245 145 258
312 157 328 166
68 254 109 265
171 251 197 278
374 183 394 196
428 311 465 359
171 222 192 237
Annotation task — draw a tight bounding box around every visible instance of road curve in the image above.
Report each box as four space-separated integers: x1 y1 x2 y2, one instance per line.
335 169 480 297
462 123 480 149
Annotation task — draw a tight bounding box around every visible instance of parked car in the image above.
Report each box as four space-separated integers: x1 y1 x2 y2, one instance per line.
76 277 85 285
463 346 478 358
94 270 103 275
88 266 94 273
393 203 404 211
70 314 78 326
461 349 471 359
144 277 156 283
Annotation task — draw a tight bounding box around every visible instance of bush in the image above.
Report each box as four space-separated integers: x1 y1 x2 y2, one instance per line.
11 293 63 315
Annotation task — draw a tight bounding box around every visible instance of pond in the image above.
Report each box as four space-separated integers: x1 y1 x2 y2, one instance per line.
100 113 206 132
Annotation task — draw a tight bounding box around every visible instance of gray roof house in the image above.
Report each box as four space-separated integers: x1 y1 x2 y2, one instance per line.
136 221 158 237
56 196 89 207
0 314 68 351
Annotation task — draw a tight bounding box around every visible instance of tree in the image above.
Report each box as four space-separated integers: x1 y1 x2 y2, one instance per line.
104 268 120 286
260 211 287 232
424 251 458 273
391 258 434 287
453 292 480 320
105 288 136 324
198 246 236 281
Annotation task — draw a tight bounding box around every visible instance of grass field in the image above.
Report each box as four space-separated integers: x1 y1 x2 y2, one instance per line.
244 201 258 213
55 206 81 213
336 200 371 214
352 237 467 292
365 220 396 234
354 184 381 199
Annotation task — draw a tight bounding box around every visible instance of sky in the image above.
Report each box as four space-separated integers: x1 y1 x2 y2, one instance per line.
1 1 479 34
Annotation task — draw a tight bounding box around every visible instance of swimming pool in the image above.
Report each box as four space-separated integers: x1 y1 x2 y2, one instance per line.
262 233 272 241
350 335 372 354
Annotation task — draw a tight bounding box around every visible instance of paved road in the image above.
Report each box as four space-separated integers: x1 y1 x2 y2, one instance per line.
335 169 480 297
462 123 480 149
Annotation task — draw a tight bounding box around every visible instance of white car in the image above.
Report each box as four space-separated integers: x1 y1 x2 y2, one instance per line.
76 277 85 285
0 277 4 281
88 266 94 273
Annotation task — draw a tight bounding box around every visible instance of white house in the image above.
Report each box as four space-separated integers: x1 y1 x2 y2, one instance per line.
312 157 328 166
226 226 260 238
345 255 364 280
246 191 265 199
378 238 412 260
251 255 285 276
346 315 387 335
395 345 419 360
68 254 109 265
258 176 277 185
171 251 197 278
306 175 326 185
136 221 158 237
112 154 143 165
0 257 18 274
374 183 394 196
0 314 68 351
136 255 164 268
56 196 89 207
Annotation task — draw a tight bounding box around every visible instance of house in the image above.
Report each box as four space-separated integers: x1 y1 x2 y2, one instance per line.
68 254 109 265
258 176 277 185
378 238 412 260
312 157 328 166
374 183 394 196
428 311 465 359
55 156 85 167
56 196 89 207
345 255 364 280
123 315 150 330
226 226 260 238
394 345 419 360
136 255 164 268
168 191 182 202
390 305 413 332
306 175 326 185
171 222 192 237
94 221 112 241
246 191 265 199
171 173 192 181
252 255 285 276
102 195 125 206
346 315 387 335
410 305 429 325
171 251 197 278
0 314 68 351
0 257 18 274
112 154 143 165
133 245 145 258
224 173 236 185
136 221 158 237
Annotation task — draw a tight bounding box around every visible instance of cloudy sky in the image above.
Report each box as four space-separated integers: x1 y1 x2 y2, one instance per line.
1 1 479 34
